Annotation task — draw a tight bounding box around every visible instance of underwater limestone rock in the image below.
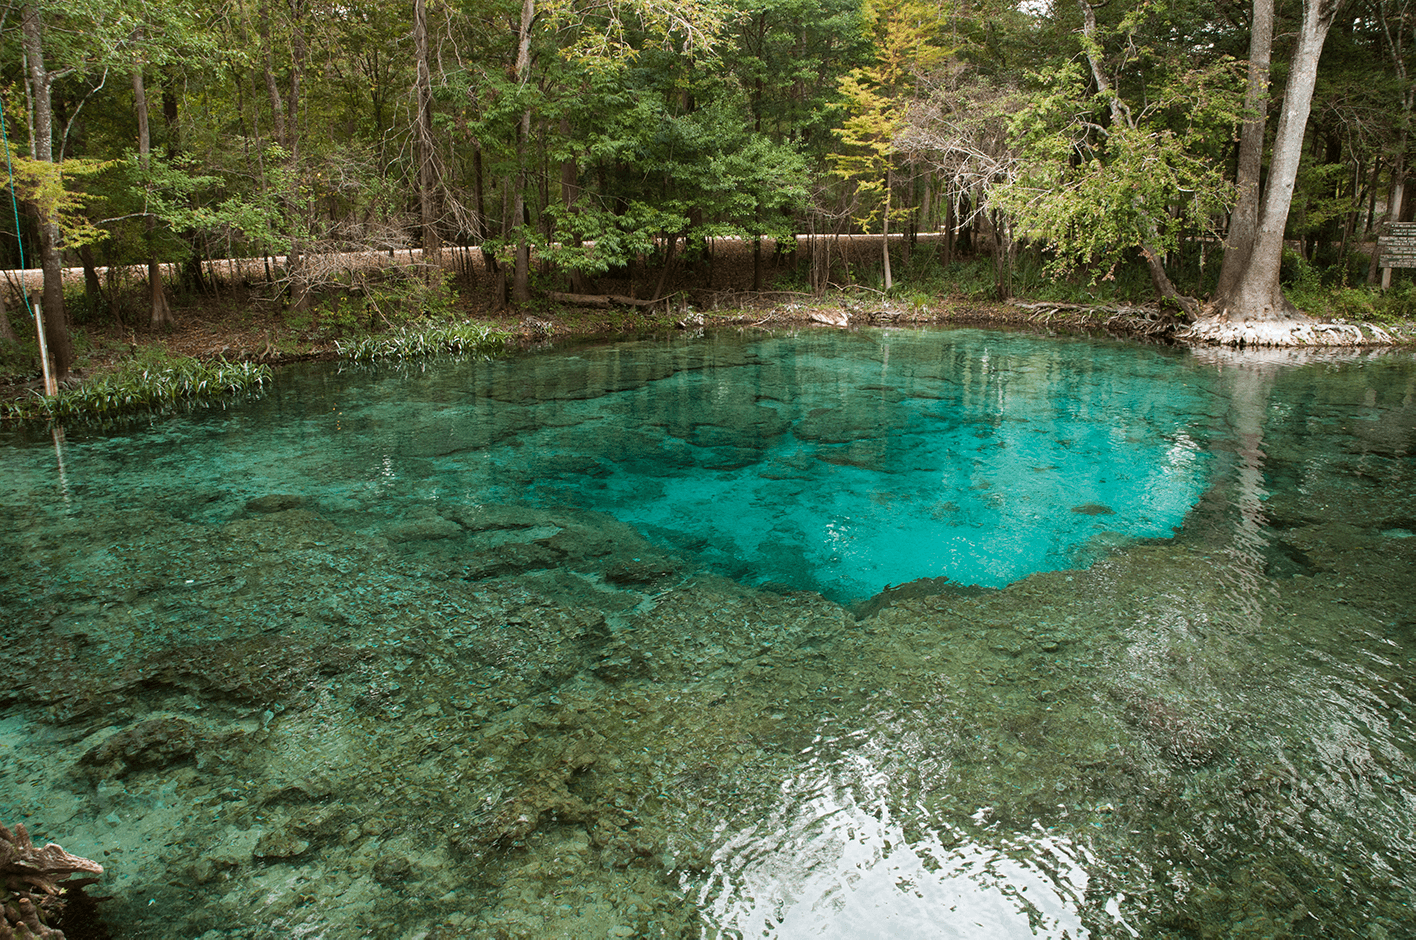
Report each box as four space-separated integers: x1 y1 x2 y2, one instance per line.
461 541 566 580
78 717 211 779
1123 690 1223 768
449 737 602 857
439 503 560 532
540 521 627 561
118 637 364 711
620 574 853 682
602 556 677 586
852 574 989 620
1 821 103 939
381 510 463 543
371 855 413 885
244 494 308 513
24 632 365 730
252 830 310 861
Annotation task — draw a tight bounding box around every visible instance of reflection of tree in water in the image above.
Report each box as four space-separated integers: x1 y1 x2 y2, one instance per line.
1216 353 1281 629
1101 345 1416 936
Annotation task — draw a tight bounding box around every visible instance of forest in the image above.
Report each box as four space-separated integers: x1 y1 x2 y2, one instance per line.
2 0 1414 382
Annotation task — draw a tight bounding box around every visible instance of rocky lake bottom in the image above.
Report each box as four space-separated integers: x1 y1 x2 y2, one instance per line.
2 329 1415 939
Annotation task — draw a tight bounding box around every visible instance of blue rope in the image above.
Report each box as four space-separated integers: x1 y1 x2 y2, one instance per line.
0 89 36 323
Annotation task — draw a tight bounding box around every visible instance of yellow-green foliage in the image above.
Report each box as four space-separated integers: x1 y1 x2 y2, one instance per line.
992 58 1243 282
830 0 949 232
2 146 115 250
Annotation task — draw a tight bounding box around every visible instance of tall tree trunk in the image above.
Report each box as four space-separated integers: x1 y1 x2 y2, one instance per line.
1375 156 1406 286
1373 0 1413 287
414 0 440 269
473 145 487 247
1214 0 1274 299
560 116 592 293
133 37 174 330
162 76 181 157
286 0 310 315
1192 0 1347 344
990 210 1012 301
20 2 72 382
942 190 955 267
881 167 894 291
511 0 535 305
0 289 15 342
258 0 287 149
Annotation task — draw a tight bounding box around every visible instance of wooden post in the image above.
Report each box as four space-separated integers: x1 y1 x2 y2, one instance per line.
32 296 57 396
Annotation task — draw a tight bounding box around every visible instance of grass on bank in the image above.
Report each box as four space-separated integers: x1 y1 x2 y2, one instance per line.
1 269 516 423
334 320 513 361
2 350 273 423
2 316 513 424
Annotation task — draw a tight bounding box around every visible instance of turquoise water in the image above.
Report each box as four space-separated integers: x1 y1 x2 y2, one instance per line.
1 327 1414 939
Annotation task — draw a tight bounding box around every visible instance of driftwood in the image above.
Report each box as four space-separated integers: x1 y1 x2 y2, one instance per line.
2 821 104 939
1 823 102 895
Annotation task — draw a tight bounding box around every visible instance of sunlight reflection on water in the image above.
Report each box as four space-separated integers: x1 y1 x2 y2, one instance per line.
699 752 1095 939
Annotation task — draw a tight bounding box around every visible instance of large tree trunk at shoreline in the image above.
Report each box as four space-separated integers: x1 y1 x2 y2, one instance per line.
1213 0 1274 300
1186 0 1347 346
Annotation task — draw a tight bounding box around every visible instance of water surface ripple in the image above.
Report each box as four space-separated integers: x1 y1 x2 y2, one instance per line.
1 327 1414 939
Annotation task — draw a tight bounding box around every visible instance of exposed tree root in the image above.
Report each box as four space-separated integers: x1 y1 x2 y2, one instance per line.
1010 301 1182 337
1180 315 1395 347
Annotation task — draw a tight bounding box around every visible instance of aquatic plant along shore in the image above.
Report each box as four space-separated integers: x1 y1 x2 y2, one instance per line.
2 328 1414 938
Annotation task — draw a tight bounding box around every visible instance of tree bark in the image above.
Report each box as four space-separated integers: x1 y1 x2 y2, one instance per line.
258 0 287 149
20 2 72 381
1371 0 1414 285
560 116 592 293
511 0 535 305
414 0 440 267
133 36 175 330
0 289 15 343
1214 0 1274 299
1190 0 1347 345
286 0 310 315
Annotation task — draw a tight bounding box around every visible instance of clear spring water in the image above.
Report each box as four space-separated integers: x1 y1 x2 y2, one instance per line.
1 326 1414 939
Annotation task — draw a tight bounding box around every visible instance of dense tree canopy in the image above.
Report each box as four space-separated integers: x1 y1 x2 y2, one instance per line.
1 0 1412 362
